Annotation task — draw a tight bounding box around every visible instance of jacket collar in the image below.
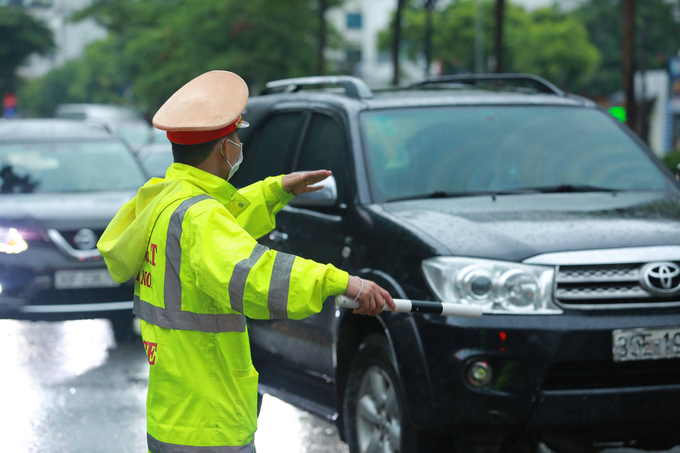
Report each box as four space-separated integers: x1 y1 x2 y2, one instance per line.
164 163 238 206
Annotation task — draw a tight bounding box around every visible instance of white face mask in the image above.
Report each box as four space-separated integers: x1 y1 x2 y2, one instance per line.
221 138 243 181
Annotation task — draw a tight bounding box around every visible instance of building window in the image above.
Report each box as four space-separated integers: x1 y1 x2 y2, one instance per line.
346 13 362 29
346 49 362 64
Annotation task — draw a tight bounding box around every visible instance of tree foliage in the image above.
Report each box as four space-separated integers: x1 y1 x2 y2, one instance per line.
0 6 54 93
21 0 341 117
379 0 601 93
575 0 680 97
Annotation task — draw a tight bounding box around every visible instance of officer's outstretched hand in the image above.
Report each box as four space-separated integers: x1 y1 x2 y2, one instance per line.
282 170 333 196
345 276 397 316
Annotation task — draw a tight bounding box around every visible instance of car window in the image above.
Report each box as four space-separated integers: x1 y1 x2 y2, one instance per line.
296 113 349 202
114 121 152 150
361 106 669 201
230 111 305 188
0 141 146 193
152 129 171 145
141 151 173 178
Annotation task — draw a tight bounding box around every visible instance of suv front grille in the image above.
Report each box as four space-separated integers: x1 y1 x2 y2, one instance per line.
556 263 680 309
58 229 105 250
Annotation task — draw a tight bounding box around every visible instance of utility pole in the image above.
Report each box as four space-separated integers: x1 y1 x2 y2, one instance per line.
393 0 405 85
317 0 327 76
622 0 636 131
474 0 485 74
494 0 505 73
424 0 436 78
639 21 648 139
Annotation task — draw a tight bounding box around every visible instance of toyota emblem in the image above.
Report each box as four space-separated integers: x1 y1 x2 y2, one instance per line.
640 262 680 296
73 229 98 250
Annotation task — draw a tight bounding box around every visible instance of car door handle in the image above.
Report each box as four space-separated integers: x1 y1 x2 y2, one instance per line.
268 230 289 242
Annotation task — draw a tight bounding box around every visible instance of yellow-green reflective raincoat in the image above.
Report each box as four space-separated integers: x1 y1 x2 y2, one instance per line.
98 163 349 453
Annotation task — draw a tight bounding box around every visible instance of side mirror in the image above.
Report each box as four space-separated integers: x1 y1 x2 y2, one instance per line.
288 175 338 208
676 163 680 181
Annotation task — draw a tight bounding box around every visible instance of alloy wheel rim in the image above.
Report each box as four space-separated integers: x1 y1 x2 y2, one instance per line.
356 366 401 453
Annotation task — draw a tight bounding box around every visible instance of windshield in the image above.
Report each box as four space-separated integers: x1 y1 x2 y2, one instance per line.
0 141 146 193
141 151 173 178
361 106 668 201
115 122 152 150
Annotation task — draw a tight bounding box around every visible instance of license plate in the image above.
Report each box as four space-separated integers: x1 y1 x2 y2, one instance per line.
612 327 680 362
54 270 120 290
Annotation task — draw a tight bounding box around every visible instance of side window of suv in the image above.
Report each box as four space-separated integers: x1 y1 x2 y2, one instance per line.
231 111 305 188
295 113 350 203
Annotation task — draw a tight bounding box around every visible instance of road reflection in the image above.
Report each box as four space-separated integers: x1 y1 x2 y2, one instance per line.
256 394 348 453
0 319 146 453
0 318 349 453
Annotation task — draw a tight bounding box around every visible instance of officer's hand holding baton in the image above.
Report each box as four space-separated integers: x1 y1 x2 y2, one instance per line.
344 276 397 316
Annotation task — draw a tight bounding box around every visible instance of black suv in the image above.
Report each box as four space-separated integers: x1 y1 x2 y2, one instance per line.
0 119 145 339
231 75 680 453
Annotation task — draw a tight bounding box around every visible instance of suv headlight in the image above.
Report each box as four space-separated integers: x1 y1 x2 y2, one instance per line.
0 227 29 254
422 257 562 314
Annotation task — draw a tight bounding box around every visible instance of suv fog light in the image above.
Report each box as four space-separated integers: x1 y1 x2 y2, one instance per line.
467 361 492 387
0 283 3 294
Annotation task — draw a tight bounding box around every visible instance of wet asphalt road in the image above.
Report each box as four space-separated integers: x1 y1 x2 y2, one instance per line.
1 319 678 453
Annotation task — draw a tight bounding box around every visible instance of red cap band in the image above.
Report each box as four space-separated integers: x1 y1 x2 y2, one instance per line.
166 117 241 145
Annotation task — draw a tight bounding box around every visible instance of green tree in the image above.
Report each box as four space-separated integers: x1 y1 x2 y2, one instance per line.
0 6 54 94
20 0 345 118
378 0 600 93
20 61 79 117
575 0 680 97
509 6 601 91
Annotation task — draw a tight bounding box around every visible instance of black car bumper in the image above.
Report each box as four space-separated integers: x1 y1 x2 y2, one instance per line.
394 309 680 445
1 298 134 321
0 244 134 321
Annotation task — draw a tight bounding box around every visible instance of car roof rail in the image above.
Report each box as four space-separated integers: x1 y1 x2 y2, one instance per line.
409 73 565 96
262 76 374 99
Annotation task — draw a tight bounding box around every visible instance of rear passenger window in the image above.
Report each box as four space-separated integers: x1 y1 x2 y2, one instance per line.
231 112 304 188
296 113 350 202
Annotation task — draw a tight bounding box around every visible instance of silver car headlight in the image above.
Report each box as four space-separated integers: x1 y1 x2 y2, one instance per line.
422 257 562 314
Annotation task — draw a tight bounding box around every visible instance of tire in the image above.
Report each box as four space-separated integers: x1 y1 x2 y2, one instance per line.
110 313 135 342
343 334 419 453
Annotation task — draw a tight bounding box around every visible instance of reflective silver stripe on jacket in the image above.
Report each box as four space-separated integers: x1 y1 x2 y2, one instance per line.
165 195 212 313
268 252 296 319
134 295 246 333
147 433 254 453
133 195 247 333
229 244 268 314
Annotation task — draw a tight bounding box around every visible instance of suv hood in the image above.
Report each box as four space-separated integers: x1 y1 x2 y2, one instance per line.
0 191 136 230
381 191 680 262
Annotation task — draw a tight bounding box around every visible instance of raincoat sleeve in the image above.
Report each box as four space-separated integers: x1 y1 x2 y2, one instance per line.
187 201 348 320
235 175 295 240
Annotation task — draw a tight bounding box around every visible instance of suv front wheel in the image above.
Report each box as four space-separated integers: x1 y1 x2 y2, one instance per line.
343 334 419 453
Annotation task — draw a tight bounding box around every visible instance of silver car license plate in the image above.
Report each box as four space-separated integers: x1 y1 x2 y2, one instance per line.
54 270 120 289
612 327 680 362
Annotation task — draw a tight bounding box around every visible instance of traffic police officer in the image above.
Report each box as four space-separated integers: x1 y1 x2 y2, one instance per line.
98 70 396 453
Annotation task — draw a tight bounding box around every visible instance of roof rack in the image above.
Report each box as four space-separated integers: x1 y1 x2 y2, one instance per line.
262 76 374 99
409 73 564 96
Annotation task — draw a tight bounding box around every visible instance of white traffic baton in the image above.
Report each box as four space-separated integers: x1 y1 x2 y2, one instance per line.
335 295 483 318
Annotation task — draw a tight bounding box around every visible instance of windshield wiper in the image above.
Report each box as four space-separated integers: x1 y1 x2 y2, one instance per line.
385 185 623 202
516 184 620 193
387 190 534 202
